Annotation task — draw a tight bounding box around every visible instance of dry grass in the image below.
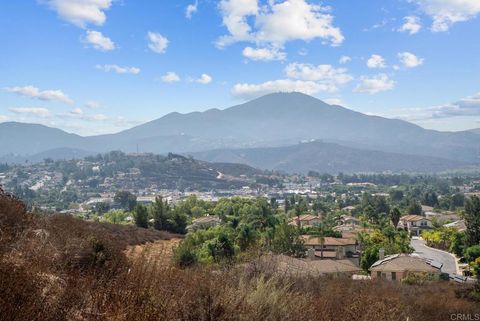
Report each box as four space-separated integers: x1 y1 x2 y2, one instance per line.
1 190 479 321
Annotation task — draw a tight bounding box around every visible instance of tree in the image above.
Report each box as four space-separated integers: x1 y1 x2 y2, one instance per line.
114 190 137 211
151 196 166 230
390 207 402 228
270 221 305 257
361 246 379 271
407 201 422 215
464 196 480 246
309 223 327 259
133 204 149 228
208 232 235 262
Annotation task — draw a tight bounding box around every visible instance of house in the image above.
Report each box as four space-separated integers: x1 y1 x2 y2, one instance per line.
289 214 321 228
370 253 441 281
302 235 358 259
399 215 432 236
187 215 221 232
337 215 360 227
444 219 467 232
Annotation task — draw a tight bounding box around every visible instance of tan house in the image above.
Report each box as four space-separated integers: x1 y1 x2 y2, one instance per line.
399 215 432 236
289 214 321 228
370 254 441 281
302 235 358 259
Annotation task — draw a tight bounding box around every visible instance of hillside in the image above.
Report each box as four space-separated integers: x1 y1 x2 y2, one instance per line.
192 141 468 174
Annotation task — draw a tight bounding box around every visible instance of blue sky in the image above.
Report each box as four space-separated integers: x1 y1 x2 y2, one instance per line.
1 0 479 135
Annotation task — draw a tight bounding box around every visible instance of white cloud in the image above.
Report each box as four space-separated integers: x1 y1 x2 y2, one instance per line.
58 109 109 122
378 92 480 121
4 85 74 105
85 101 100 108
193 74 213 84
0 115 8 122
186 0 198 19
217 0 343 48
147 32 169 54
324 98 346 106
398 52 424 68
231 79 336 100
84 30 115 51
41 0 113 28
242 46 286 61
284 63 353 86
366 54 386 69
161 72 181 83
398 16 422 34
9 107 51 118
95 64 140 74
412 0 480 32
354 74 395 94
339 55 351 64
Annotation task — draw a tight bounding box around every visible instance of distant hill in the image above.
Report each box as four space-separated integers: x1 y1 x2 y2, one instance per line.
0 147 94 164
1 92 479 172
468 128 480 135
191 141 469 174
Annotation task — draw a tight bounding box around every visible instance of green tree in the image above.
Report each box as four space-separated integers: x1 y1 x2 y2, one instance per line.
270 221 305 257
390 207 402 228
464 196 480 246
151 196 166 230
407 200 422 215
134 204 149 228
114 190 137 211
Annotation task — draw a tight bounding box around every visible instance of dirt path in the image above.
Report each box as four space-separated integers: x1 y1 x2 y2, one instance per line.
125 238 182 265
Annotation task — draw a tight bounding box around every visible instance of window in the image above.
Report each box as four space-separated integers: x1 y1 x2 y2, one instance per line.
391 272 396 280
377 271 381 278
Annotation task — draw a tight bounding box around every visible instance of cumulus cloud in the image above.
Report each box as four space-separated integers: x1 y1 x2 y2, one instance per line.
398 16 422 34
58 108 109 122
95 64 140 74
217 0 344 49
84 30 115 51
411 0 480 32
242 46 286 61
354 74 395 94
382 92 480 121
398 52 424 68
4 85 74 105
324 98 346 106
231 61 353 99
193 74 213 84
147 32 169 54
161 72 181 83
339 55 351 64
40 0 113 28
186 0 198 19
9 107 51 118
284 63 353 85
231 79 334 100
366 54 386 69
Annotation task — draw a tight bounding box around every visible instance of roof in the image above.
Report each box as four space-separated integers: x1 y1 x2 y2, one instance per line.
302 235 357 246
192 215 221 224
369 254 440 273
400 215 431 222
444 220 467 232
252 254 361 276
297 214 321 222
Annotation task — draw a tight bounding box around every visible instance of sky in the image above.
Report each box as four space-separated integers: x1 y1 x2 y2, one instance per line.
0 0 479 135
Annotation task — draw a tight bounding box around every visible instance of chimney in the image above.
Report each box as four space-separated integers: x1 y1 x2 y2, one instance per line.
379 248 385 260
307 248 315 260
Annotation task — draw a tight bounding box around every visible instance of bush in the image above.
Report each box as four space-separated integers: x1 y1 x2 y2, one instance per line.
464 245 480 263
173 243 198 268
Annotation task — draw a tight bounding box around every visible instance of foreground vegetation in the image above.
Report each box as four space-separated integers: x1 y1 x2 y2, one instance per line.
1 188 480 320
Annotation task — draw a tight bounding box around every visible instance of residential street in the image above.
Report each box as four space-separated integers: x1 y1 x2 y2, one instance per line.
411 238 458 275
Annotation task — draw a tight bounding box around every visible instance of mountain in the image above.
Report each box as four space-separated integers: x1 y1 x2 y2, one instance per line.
191 141 468 174
1 92 479 171
0 148 94 164
468 128 480 135
0 122 86 156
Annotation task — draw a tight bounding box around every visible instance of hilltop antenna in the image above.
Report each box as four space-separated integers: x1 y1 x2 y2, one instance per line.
136 143 139 154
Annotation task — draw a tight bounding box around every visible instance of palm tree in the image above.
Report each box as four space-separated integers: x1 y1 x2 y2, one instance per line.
309 222 326 259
